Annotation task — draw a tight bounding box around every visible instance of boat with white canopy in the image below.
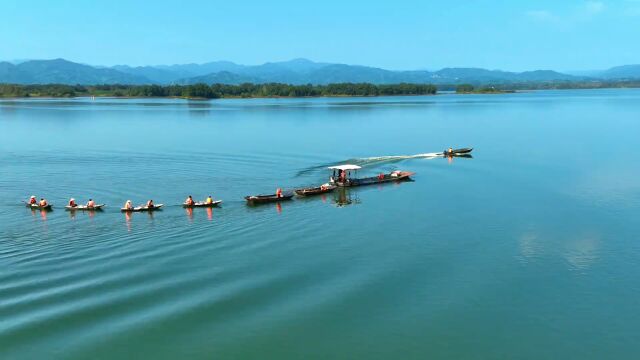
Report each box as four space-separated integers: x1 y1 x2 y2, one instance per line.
328 164 415 187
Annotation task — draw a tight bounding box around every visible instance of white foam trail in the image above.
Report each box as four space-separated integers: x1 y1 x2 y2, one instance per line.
360 152 442 161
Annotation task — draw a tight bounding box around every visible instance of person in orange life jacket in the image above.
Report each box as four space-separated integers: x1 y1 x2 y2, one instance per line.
185 195 195 205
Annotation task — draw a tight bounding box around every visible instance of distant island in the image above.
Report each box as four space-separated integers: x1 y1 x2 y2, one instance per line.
455 84 514 94
0 83 437 99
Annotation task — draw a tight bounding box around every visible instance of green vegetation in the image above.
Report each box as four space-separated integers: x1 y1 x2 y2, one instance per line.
0 83 437 99
455 84 514 94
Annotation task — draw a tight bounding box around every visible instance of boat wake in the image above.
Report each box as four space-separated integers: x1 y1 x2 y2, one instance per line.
295 152 444 177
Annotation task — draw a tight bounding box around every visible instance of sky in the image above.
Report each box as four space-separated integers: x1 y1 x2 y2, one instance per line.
0 0 638 71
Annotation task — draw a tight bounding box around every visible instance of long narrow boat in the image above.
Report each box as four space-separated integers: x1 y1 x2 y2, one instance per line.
120 204 164 212
332 170 415 187
26 203 52 210
245 193 293 204
182 200 222 208
65 204 105 211
441 147 473 156
295 184 336 196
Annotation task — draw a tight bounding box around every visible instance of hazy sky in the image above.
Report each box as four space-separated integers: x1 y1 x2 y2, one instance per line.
0 0 638 71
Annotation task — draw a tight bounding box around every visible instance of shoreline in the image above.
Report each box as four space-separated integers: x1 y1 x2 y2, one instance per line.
0 93 442 101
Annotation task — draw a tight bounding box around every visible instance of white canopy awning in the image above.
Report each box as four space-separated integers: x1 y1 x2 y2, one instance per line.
328 164 362 170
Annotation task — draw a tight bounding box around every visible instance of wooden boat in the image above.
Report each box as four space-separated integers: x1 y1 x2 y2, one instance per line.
65 204 105 211
182 200 222 208
334 170 415 187
245 193 293 204
120 204 164 212
295 184 336 196
441 147 473 156
26 203 52 210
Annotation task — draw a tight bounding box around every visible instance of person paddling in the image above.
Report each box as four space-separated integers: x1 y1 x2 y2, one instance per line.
146 200 155 209
205 195 214 204
29 196 37 205
185 195 195 206
68 198 77 208
86 199 95 208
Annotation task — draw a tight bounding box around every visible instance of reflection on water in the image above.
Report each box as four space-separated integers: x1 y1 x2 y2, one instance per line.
565 234 601 272
333 188 361 207
124 211 132 232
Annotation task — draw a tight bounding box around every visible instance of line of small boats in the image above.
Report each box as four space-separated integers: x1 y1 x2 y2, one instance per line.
22 149 473 211
23 168 414 210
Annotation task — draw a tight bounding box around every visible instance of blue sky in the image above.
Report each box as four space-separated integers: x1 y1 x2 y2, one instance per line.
0 0 638 71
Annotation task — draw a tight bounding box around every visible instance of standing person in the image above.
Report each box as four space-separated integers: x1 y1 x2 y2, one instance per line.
86 198 95 208
276 188 283 198
68 198 77 208
29 196 37 205
185 195 195 206
340 169 347 182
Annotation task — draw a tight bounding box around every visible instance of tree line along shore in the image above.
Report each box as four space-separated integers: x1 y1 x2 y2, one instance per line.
1 81 639 99
0 83 437 99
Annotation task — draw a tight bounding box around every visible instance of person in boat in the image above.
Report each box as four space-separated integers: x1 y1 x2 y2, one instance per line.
86 199 95 208
447 147 453 155
339 169 347 183
68 198 77 208
29 196 37 205
205 195 214 204
146 200 155 209
124 200 133 210
185 195 195 206
39 198 48 207
378 173 385 180
276 188 283 198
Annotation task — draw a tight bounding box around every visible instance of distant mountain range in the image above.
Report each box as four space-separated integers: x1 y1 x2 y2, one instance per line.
1 58 640 86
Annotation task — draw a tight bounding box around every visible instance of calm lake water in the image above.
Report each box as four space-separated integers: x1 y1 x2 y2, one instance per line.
1 90 639 359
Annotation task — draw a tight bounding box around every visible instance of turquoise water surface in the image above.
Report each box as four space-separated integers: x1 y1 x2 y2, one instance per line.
1 90 639 359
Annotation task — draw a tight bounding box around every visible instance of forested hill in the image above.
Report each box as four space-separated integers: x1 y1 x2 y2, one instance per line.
3 58 640 88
